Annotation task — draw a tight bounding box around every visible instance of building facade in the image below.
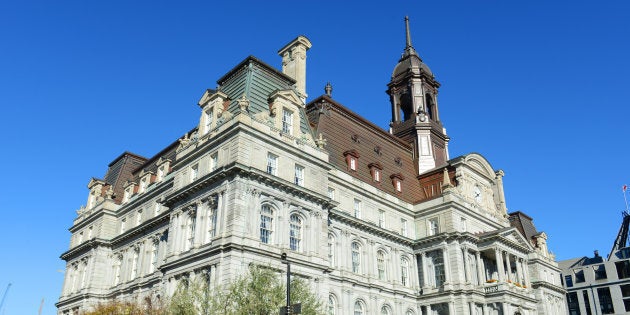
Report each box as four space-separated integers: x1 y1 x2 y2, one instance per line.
559 213 630 315
57 18 566 315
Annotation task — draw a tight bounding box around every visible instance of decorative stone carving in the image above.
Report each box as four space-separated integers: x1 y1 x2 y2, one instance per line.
315 133 327 148
237 94 250 112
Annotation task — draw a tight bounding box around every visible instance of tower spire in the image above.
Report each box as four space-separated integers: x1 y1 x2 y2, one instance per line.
403 16 418 59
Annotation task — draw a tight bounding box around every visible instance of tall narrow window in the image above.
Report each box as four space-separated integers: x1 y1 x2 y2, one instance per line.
583 290 593 315
567 292 580 315
401 218 408 236
461 217 467 232
266 153 278 175
282 108 294 135
377 251 386 280
289 214 302 251
154 202 161 215
207 203 218 241
353 199 361 219
191 164 199 182
598 287 614 314
260 205 273 244
349 157 357 171
131 250 139 279
433 250 445 287
88 226 93 239
136 210 143 226
139 178 147 193
150 243 158 273
354 301 364 315
157 166 165 181
352 242 361 273
378 210 385 228
186 215 196 251
328 234 335 267
380 306 391 315
429 218 439 236
204 108 213 134
123 188 131 203
80 261 87 289
328 187 335 200
401 258 409 286
210 153 218 171
120 218 126 234
328 295 336 315
294 165 304 186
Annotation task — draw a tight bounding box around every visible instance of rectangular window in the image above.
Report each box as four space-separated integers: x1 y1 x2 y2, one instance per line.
461 217 467 232
210 153 218 171
327 187 335 200
294 165 304 186
191 164 199 182
139 178 147 193
374 169 381 182
433 250 445 287
207 204 218 241
136 210 142 226
616 260 630 279
378 210 385 228
157 166 165 181
598 287 614 314
564 274 573 287
395 180 402 192
429 218 439 236
353 199 361 219
266 153 278 175
349 157 357 171
594 264 607 280
120 218 126 234
400 218 407 236
567 292 581 315
583 290 592 315
575 270 585 283
621 284 630 312
282 108 293 135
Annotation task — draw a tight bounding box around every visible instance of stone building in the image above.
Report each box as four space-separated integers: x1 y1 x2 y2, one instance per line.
57 18 566 315
559 212 630 314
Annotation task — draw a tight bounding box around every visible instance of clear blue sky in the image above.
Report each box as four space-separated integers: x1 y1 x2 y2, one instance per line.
0 1 628 314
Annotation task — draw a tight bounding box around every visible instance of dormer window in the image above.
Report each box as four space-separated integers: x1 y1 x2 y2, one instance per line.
157 166 165 181
390 173 404 193
139 177 147 193
343 150 360 172
368 162 383 183
282 108 294 135
190 164 199 182
210 152 218 171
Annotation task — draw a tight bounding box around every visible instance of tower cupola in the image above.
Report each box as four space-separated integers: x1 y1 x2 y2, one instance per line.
387 16 450 174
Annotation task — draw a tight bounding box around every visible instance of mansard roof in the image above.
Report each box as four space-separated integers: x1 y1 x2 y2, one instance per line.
102 152 148 204
306 95 424 203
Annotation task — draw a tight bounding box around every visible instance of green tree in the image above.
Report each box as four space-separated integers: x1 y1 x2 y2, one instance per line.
170 265 323 315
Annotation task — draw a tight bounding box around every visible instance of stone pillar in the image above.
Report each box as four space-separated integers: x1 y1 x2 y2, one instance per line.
515 258 523 285
421 251 429 288
443 247 452 283
462 246 471 283
523 260 531 288
476 251 484 285
495 248 505 282
505 252 512 282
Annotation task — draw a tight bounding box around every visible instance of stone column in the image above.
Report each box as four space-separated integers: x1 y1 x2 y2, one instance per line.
523 260 531 288
443 247 452 283
505 252 512 282
421 251 429 288
462 246 471 283
495 248 505 282
515 257 523 285
476 251 484 285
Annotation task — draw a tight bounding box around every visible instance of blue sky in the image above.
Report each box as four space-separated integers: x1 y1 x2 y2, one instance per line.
0 1 628 314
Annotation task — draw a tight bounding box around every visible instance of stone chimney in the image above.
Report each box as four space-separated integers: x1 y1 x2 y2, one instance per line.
278 36 312 102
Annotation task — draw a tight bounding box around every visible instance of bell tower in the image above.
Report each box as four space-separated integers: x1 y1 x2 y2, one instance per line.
388 16 449 174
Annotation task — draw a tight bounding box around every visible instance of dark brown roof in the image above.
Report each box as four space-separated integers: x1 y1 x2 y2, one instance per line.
508 211 539 245
103 152 148 204
306 95 427 203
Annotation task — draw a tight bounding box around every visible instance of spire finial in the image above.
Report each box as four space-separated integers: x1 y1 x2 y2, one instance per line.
405 16 412 49
402 16 417 58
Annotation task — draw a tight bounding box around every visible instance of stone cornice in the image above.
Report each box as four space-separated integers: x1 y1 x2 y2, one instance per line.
412 231 479 250
531 280 567 295
117 177 173 217
110 212 171 247
60 238 110 261
163 162 335 210
330 209 414 246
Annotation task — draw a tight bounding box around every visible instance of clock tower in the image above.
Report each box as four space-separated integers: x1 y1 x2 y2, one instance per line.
388 17 450 175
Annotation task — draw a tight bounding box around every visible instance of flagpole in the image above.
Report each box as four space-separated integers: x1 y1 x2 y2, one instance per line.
624 185 629 213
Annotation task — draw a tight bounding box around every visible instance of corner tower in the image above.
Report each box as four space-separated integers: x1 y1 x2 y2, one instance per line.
388 17 449 174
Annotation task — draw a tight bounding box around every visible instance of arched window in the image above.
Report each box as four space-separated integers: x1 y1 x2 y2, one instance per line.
354 300 364 315
381 305 392 315
401 257 410 286
328 234 335 267
328 294 336 315
351 242 361 273
260 205 274 244
289 214 302 251
377 250 386 280
406 310 416 315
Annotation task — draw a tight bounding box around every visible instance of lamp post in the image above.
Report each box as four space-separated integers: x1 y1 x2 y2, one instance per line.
280 252 291 314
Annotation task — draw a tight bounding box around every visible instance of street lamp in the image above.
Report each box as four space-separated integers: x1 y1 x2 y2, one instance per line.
280 252 291 314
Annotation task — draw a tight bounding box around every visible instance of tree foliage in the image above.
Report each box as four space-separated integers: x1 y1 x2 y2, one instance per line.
83 265 323 315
